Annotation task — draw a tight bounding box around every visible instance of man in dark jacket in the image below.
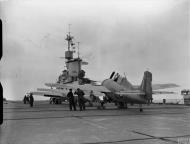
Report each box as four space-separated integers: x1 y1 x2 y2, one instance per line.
23 95 27 104
29 93 34 107
75 88 85 111
67 89 76 111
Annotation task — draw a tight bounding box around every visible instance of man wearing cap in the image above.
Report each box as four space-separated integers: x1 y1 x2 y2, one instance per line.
67 89 76 111
75 88 85 111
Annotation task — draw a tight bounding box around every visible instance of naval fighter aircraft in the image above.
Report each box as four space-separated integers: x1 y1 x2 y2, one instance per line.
31 71 178 111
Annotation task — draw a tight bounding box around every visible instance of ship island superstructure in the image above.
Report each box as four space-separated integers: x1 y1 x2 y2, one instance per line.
57 30 89 85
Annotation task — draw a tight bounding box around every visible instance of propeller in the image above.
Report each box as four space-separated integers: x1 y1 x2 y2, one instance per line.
110 71 115 79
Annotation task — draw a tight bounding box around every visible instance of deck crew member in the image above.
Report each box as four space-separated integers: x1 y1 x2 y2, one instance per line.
67 89 76 111
29 93 34 107
23 95 27 104
75 88 85 111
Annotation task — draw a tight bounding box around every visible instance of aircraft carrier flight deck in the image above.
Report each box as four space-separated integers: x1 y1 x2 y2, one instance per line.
1 101 190 144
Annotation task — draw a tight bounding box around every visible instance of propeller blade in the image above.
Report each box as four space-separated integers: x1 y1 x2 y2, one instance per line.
110 71 115 79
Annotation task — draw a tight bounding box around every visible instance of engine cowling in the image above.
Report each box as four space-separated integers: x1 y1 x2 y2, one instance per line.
102 79 125 92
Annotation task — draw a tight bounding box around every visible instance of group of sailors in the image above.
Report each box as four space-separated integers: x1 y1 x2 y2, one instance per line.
23 88 106 110
67 88 86 111
67 88 107 111
23 93 34 107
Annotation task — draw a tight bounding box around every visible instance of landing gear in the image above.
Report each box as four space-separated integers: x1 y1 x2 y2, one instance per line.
118 102 124 109
140 108 143 112
97 101 106 110
117 102 128 109
50 98 62 104
139 104 143 112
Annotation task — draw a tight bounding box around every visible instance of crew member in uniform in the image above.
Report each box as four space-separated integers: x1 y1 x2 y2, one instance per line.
75 88 85 111
29 93 34 107
67 89 76 111
23 95 27 104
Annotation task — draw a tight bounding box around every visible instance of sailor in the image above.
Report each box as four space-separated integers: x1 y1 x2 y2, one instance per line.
23 95 27 104
29 93 34 107
26 95 29 104
90 90 96 102
49 98 52 104
67 89 76 111
75 88 85 111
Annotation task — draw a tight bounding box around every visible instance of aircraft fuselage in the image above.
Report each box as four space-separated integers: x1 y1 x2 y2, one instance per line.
102 79 147 104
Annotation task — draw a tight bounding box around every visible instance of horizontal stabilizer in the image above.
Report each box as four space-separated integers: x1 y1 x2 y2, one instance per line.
152 90 177 94
115 90 176 95
152 83 179 90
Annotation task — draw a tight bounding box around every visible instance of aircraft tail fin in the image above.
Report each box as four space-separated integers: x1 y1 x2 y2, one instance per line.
140 71 152 102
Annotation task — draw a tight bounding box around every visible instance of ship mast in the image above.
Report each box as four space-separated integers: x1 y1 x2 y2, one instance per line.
58 25 88 83
77 42 80 59
65 24 74 60
68 24 72 51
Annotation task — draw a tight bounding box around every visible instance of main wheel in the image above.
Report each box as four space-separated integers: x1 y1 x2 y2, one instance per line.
140 108 143 112
118 102 124 109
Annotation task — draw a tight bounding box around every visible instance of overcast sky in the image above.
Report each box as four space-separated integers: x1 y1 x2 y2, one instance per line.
0 0 189 100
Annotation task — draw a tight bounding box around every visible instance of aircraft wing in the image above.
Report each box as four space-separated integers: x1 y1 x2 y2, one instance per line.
44 82 109 102
37 88 68 96
45 82 111 93
45 83 71 89
30 91 64 98
152 83 179 90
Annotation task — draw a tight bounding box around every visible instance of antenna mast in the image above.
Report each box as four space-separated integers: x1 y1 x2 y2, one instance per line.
66 24 73 51
69 24 71 35
77 42 80 59
65 24 74 60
